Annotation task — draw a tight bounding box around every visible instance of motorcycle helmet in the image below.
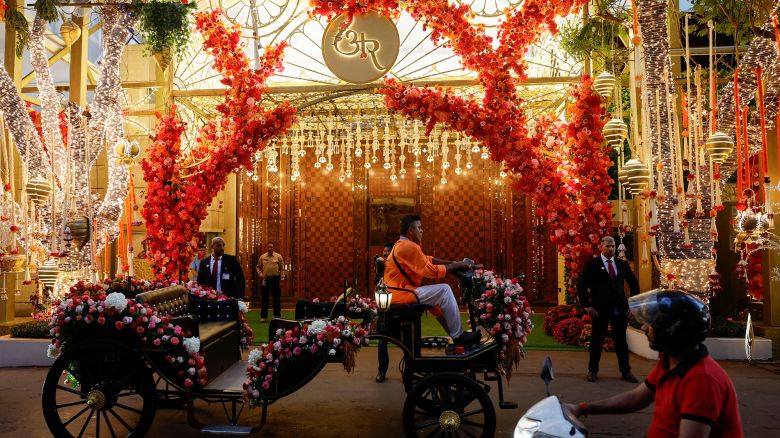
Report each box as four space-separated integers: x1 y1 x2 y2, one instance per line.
629 289 711 354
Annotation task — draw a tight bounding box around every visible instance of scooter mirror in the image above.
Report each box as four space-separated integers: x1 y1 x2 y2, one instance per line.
540 356 554 396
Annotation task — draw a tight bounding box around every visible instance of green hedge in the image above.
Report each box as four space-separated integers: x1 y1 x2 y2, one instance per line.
11 319 50 339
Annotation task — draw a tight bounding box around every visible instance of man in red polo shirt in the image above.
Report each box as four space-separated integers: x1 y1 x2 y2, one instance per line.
564 289 743 438
384 214 480 347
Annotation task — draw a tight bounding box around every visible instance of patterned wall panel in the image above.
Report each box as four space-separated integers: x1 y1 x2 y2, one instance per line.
300 155 355 296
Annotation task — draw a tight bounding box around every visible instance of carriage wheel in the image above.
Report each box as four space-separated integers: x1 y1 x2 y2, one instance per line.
42 340 156 437
403 372 496 438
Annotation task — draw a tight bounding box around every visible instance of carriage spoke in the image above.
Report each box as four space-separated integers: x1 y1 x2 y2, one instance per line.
115 390 140 398
458 425 479 437
76 409 94 438
56 400 87 409
459 419 486 429
57 384 87 397
414 408 437 418
424 428 442 438
460 408 485 419
61 406 91 428
415 418 441 430
107 400 144 414
102 411 118 438
107 407 134 431
95 409 101 438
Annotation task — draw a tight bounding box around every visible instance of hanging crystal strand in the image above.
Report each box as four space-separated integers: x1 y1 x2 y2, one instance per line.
290 137 300 182
399 154 406 177
345 130 353 179
694 67 704 216
390 147 398 182
371 114 380 164
354 110 363 159
454 133 463 175
412 120 421 172
440 130 450 170
339 148 346 182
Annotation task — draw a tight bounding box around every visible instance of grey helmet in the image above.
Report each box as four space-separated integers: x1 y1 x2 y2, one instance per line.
629 289 711 354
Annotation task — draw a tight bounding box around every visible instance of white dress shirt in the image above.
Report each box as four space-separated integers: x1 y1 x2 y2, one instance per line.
209 255 223 291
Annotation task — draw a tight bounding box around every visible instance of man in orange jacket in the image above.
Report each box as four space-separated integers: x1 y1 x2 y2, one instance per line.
383 214 480 347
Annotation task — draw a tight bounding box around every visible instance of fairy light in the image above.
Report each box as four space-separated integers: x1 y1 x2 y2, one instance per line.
638 0 715 293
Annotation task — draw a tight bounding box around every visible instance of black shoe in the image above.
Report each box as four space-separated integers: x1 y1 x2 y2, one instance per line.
375 371 386 383
586 371 598 382
622 372 639 383
453 331 480 347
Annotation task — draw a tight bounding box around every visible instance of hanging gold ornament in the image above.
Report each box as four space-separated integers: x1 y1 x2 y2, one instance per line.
37 259 60 289
618 167 630 186
60 20 81 47
623 158 651 195
115 139 141 165
25 176 53 205
705 132 734 164
603 118 628 149
593 72 617 100
65 216 91 250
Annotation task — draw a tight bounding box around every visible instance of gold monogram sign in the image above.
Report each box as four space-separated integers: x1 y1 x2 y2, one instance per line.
322 11 400 84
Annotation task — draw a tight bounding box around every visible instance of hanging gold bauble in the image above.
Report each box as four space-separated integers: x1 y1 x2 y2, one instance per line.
593 72 617 100
37 259 60 289
705 132 734 164
65 216 91 250
618 167 630 186
115 139 141 165
603 118 628 149
623 158 650 195
26 176 53 205
60 20 82 47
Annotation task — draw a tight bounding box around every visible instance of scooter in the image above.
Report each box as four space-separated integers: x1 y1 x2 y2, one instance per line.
514 356 588 437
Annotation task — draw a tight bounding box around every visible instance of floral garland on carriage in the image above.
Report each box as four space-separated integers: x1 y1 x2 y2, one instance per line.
473 270 534 380
243 316 371 405
47 278 253 389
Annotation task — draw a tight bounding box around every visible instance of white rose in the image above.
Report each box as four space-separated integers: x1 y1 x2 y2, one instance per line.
104 292 128 313
237 301 249 314
183 337 201 355
188 367 196 375
46 344 60 358
248 349 263 366
504 297 511 304
307 320 327 335
328 349 336 356
333 338 341 346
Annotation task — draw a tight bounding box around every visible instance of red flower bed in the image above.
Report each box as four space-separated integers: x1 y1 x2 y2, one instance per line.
543 304 581 335
553 316 588 345
578 324 615 351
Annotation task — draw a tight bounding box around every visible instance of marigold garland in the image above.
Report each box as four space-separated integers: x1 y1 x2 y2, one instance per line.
142 9 297 278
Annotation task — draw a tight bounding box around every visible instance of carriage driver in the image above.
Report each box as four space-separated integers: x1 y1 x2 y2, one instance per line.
383 214 481 347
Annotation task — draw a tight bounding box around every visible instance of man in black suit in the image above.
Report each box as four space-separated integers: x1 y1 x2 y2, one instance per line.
197 237 246 299
577 236 640 383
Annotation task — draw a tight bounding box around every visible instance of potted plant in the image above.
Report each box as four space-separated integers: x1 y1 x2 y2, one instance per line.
132 0 196 71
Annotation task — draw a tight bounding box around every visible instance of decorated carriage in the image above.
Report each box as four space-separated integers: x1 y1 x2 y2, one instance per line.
40 266 531 437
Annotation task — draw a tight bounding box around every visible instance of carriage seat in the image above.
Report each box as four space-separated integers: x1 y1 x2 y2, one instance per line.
135 285 241 379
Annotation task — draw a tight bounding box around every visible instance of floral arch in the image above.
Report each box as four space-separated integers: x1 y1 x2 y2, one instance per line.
143 0 613 297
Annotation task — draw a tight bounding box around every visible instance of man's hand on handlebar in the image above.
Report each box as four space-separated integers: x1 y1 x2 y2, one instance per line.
445 260 472 275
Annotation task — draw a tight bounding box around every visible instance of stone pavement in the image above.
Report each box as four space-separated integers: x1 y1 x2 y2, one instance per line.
1 349 778 437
